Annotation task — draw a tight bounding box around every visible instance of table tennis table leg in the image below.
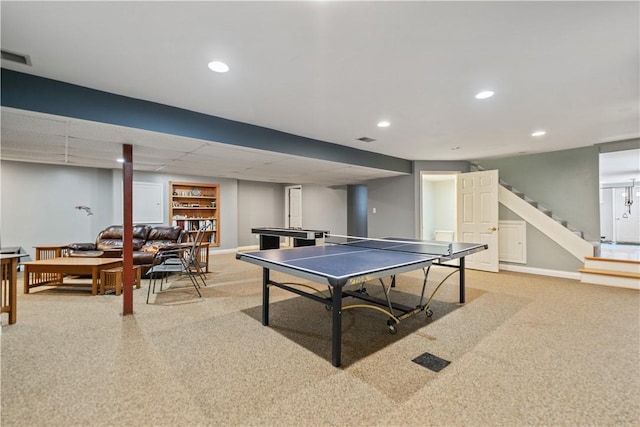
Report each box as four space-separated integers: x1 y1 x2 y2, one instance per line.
459 257 465 304
331 285 342 367
262 268 270 326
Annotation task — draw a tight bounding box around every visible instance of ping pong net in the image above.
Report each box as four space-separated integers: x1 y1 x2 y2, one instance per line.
325 234 453 257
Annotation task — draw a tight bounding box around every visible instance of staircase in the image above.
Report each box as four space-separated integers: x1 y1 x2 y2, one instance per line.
469 164 640 289
470 162 594 263
579 257 640 290
497 184 594 262
499 182 584 238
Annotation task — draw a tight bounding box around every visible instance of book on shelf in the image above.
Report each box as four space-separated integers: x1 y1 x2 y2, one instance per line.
171 218 216 232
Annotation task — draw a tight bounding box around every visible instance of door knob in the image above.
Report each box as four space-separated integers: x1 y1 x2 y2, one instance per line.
489 226 497 231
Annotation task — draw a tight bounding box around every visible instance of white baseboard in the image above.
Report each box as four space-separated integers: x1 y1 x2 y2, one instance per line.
499 263 581 280
233 244 294 253
214 247 252 254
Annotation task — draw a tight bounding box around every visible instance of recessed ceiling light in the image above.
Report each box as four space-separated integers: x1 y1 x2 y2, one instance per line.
116 158 125 163
208 61 229 73
475 90 494 99
377 121 390 128
531 130 546 137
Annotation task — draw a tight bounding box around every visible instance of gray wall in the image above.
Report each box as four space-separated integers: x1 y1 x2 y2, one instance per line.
301 184 347 235
109 170 239 250
1 161 112 260
476 146 600 242
368 161 470 239
0 161 241 257
367 154 597 273
237 182 347 247
500 206 583 271
367 174 416 238
0 145 606 274
237 180 284 247
1 160 350 258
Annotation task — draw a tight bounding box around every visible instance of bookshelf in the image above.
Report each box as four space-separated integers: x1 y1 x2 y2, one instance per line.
169 181 219 247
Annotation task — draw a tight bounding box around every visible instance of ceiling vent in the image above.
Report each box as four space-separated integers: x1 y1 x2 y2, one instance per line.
357 137 376 143
1 50 32 66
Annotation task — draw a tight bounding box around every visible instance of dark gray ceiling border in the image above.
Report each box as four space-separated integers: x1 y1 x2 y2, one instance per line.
596 138 640 153
1 69 412 174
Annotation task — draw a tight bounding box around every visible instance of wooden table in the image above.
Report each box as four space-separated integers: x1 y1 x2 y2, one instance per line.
1 254 25 324
23 257 123 296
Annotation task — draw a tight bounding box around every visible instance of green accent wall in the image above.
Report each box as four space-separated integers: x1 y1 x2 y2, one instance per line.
477 146 600 242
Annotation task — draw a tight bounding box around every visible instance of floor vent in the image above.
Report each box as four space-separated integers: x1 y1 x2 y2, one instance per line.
412 352 450 372
1 50 31 66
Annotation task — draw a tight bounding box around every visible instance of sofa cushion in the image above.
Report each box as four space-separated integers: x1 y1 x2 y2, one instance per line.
133 251 155 266
96 225 150 250
145 225 184 245
66 242 97 251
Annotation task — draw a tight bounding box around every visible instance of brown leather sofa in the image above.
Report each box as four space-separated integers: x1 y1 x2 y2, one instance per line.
67 225 186 273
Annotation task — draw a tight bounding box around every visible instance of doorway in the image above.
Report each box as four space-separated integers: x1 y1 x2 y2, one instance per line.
420 169 500 272
420 172 457 240
284 185 302 247
599 149 640 244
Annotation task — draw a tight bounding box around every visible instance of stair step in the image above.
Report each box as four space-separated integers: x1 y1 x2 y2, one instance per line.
579 266 640 290
499 181 585 241
584 256 640 274
537 205 552 216
578 268 640 280
584 256 640 265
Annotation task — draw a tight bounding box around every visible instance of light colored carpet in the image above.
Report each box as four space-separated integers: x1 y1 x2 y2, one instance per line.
1 252 638 426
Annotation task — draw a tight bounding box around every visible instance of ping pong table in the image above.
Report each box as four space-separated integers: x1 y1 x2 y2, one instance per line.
236 235 487 367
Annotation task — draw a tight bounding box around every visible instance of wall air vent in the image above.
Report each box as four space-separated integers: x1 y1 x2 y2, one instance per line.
1 50 32 66
357 137 376 143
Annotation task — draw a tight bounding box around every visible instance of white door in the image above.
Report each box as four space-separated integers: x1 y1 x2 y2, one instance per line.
457 170 499 272
286 185 302 247
285 184 302 225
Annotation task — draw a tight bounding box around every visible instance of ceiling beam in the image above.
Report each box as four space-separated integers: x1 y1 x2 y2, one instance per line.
1 69 412 175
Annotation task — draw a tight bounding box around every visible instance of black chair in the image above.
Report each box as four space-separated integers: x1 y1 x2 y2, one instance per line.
162 223 209 285
145 224 209 303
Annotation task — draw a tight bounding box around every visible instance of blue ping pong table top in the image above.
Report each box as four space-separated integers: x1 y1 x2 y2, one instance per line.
237 240 486 287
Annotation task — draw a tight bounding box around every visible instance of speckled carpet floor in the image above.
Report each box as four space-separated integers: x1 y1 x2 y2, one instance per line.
1 252 638 426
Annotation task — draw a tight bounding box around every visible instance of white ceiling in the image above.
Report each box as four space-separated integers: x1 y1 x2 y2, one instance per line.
0 108 405 185
1 1 638 185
